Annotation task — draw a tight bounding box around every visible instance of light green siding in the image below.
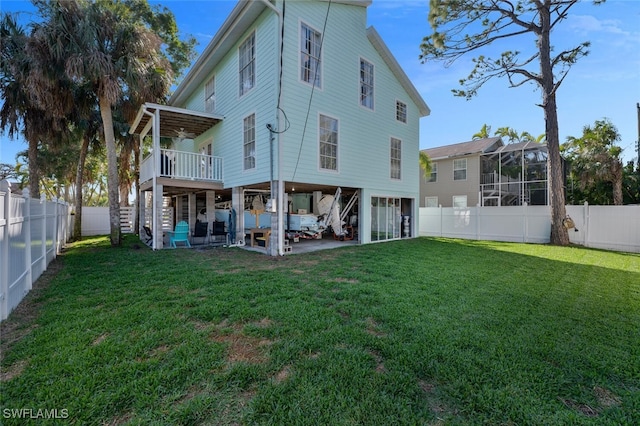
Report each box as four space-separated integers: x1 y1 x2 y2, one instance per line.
177 10 279 189
277 1 420 196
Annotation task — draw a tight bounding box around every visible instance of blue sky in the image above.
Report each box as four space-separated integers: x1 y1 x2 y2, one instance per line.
1 0 639 166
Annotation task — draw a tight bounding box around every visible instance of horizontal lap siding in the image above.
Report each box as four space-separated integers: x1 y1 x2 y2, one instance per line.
423 156 481 207
279 1 419 194
181 11 278 189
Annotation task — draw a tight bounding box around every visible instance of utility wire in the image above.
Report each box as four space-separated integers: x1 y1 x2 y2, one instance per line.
291 0 332 181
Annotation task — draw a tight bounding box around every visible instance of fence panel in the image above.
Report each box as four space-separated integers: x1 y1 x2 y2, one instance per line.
81 207 110 236
81 206 135 236
0 180 70 321
420 204 639 253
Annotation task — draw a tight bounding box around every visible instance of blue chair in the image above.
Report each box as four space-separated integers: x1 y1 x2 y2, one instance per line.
168 221 191 248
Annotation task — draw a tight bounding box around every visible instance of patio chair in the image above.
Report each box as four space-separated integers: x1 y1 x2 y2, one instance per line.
167 221 191 248
142 225 153 244
210 220 229 246
192 221 209 245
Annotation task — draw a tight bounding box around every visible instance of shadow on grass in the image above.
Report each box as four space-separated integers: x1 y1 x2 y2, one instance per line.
1 235 638 425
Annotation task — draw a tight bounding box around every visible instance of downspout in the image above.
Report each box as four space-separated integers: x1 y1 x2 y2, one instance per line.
258 0 284 256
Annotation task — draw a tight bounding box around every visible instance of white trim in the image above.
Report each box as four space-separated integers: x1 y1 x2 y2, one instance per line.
428 161 438 183
242 112 257 171
205 74 216 113
395 99 407 124
453 158 467 181
358 56 375 111
317 112 340 173
239 30 256 98
366 27 430 117
453 195 468 208
298 19 324 90
389 136 402 181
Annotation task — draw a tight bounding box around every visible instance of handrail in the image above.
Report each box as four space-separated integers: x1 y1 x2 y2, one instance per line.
141 149 223 183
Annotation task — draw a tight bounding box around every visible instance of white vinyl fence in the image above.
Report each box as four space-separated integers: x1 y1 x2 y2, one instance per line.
1 180 72 321
80 206 135 236
419 203 640 253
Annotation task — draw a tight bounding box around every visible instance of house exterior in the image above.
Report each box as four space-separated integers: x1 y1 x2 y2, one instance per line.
130 0 430 254
420 138 550 208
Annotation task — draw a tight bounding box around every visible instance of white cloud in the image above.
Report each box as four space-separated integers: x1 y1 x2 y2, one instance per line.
569 15 628 36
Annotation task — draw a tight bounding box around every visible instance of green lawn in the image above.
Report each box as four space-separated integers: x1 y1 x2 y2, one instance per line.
1 236 638 425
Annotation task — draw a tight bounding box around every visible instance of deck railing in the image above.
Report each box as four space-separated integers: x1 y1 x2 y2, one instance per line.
140 149 223 183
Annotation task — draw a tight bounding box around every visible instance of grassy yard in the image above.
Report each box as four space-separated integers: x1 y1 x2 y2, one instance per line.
1 236 639 425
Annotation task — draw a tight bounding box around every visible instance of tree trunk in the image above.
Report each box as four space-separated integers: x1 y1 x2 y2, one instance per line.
73 133 90 240
612 160 623 205
119 139 132 207
539 3 569 245
133 141 140 235
99 95 121 246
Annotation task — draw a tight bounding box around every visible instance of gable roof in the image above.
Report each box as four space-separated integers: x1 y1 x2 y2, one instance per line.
422 137 503 160
366 27 430 117
170 0 428 116
170 0 266 106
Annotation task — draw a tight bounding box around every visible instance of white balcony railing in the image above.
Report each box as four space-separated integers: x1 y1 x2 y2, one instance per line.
140 149 223 184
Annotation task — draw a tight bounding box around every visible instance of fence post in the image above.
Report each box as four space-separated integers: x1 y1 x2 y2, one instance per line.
41 195 48 273
476 204 480 241
439 205 443 237
0 180 10 320
23 189 32 293
523 202 528 243
583 201 589 248
54 199 60 256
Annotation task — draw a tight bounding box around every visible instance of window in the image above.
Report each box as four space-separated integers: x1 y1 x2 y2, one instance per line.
453 195 467 208
359 59 374 109
205 76 215 113
300 22 321 88
239 32 255 96
390 137 401 180
425 197 438 207
243 114 255 170
428 162 437 182
319 114 338 171
396 100 407 123
453 158 467 180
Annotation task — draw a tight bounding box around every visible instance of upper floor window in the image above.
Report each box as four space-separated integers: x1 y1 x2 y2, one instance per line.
319 114 338 171
300 22 322 88
360 59 374 109
453 158 467 181
428 162 437 182
205 76 215 113
390 137 401 180
243 114 256 170
396 100 407 123
239 32 255 96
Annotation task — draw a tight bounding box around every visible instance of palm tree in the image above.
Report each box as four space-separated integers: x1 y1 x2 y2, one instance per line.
0 14 46 198
34 0 173 246
564 119 624 205
472 124 492 140
419 151 432 181
494 127 546 144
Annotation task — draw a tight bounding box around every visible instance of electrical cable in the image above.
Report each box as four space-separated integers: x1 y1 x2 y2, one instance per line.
291 0 332 182
267 0 290 135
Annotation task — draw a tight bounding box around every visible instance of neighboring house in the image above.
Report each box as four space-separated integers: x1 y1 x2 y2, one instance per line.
420 138 550 208
130 0 430 254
